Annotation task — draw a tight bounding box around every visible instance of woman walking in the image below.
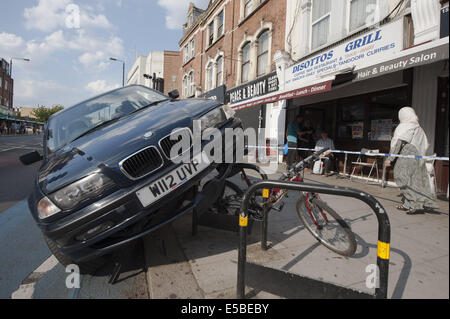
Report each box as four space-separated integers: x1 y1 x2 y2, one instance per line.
386 107 439 214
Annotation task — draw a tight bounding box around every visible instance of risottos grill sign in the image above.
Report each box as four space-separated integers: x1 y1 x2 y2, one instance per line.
227 72 279 104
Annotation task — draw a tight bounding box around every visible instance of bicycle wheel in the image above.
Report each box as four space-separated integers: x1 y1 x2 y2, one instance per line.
210 180 243 216
296 194 357 257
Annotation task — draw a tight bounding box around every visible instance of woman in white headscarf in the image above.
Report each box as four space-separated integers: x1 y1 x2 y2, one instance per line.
385 107 438 214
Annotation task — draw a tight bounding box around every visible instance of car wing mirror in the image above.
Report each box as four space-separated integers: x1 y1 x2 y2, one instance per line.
168 89 179 100
20 151 43 166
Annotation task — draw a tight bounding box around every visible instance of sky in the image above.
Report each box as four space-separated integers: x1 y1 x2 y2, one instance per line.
0 0 210 108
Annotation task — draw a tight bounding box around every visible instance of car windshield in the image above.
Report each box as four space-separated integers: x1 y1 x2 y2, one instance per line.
46 86 168 153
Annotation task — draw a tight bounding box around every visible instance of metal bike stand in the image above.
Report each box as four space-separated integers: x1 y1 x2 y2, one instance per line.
191 163 267 236
237 180 391 299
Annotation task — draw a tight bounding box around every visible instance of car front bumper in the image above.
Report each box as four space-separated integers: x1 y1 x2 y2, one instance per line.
30 118 243 263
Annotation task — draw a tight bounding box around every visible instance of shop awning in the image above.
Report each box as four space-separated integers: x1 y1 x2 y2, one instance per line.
355 37 449 82
231 79 333 111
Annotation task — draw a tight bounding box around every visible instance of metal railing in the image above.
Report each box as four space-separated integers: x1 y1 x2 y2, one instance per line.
236 180 391 299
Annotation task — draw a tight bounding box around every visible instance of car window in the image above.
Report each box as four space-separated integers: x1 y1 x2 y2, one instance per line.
46 86 167 153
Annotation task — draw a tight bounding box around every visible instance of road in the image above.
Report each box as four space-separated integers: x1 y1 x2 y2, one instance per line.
0 135 149 299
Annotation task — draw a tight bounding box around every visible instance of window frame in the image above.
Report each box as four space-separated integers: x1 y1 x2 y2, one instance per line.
241 42 251 84
244 0 254 17
257 30 270 77
208 21 215 46
216 56 224 87
310 0 331 50
217 10 224 37
346 0 380 34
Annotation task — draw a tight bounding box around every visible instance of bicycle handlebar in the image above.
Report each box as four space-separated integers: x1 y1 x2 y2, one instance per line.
283 147 331 179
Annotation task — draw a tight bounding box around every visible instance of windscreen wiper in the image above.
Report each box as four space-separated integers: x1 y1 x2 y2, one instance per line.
70 117 121 143
128 98 171 115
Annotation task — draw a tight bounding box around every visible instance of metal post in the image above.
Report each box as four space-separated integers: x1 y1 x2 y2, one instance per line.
122 62 125 87
342 153 348 178
237 213 248 299
261 205 269 251
381 158 387 188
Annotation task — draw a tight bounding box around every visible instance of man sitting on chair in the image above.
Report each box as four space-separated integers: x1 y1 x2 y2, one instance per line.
315 131 336 177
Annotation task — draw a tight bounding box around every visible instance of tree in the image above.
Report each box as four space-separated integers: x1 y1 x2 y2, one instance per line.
31 105 64 123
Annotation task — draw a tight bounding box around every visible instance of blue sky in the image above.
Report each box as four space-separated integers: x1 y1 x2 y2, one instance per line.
0 0 209 108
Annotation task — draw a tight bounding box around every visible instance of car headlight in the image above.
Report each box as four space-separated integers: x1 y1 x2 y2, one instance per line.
199 106 235 131
46 173 114 214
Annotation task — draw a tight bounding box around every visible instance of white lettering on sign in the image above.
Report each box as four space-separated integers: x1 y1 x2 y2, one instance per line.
285 19 403 91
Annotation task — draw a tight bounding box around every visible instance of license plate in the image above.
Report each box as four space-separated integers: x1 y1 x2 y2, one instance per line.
136 152 210 208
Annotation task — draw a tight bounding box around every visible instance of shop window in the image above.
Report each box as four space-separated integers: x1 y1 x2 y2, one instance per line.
349 0 378 32
257 30 269 77
338 103 365 140
311 0 331 50
216 56 223 87
241 42 251 83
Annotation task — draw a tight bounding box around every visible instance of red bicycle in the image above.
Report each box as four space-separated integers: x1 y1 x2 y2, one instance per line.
213 148 357 257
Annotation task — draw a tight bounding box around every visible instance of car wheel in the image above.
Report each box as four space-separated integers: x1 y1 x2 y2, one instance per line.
43 235 109 275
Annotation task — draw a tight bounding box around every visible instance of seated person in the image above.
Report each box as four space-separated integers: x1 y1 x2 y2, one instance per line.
315 131 337 176
113 101 137 119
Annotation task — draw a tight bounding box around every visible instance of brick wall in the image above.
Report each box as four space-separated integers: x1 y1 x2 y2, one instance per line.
179 0 286 98
163 51 181 95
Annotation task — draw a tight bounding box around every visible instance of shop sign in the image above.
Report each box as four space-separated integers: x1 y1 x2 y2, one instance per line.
355 42 449 81
199 85 227 104
441 5 449 39
285 19 403 90
227 72 279 105
232 80 332 111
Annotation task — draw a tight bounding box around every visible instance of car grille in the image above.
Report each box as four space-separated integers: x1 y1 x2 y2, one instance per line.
159 128 193 159
120 146 163 179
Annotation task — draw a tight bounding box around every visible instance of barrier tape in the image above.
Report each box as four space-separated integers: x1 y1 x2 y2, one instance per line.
247 145 449 161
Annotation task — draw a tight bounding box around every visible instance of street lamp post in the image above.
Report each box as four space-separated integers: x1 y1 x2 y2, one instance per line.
109 57 125 87
9 58 31 77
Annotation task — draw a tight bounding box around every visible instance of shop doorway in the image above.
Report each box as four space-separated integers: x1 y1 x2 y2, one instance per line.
435 76 449 196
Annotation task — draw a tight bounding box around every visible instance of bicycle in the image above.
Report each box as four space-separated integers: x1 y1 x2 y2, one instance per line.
214 148 357 257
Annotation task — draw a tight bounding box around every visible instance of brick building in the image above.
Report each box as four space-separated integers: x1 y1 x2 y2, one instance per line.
127 51 181 96
0 58 14 114
179 0 287 111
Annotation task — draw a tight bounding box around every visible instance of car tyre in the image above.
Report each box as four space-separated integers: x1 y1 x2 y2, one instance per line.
44 235 108 274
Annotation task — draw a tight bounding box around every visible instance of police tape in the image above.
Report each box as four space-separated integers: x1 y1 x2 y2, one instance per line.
247 145 450 161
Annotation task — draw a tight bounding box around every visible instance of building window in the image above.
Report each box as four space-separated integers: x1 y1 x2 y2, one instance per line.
216 56 223 87
189 71 195 96
257 30 269 77
206 62 214 91
241 42 251 83
183 38 195 64
0 77 2 89
311 0 331 50
5 80 8 91
349 0 378 32
244 0 254 17
208 21 215 46
217 10 224 36
182 75 188 97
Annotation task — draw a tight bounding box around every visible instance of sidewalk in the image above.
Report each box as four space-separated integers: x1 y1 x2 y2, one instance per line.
143 165 449 299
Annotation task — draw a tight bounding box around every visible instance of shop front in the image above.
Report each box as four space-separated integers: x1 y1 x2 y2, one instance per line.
278 18 448 189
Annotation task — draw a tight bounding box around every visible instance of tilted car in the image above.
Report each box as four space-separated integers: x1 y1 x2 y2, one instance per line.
21 85 242 273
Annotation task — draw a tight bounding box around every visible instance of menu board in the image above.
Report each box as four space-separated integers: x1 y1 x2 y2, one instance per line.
370 119 393 141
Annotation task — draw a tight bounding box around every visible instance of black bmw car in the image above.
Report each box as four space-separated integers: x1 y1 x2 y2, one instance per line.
21 85 242 272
